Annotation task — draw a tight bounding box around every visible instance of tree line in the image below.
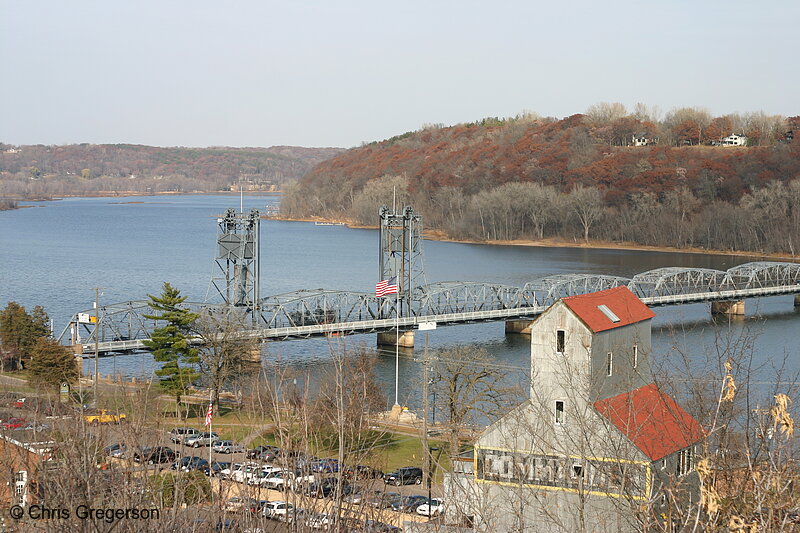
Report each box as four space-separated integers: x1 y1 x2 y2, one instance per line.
282 105 800 255
0 144 343 199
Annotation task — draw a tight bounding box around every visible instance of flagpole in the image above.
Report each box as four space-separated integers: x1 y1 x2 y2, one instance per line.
208 388 213 486
394 290 400 407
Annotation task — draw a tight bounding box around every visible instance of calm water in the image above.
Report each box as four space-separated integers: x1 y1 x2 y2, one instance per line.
1 195 798 407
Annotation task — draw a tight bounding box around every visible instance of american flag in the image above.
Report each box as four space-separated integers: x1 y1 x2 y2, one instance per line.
375 276 398 297
204 403 213 427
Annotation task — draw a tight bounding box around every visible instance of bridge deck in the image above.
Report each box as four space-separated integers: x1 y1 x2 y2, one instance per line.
73 280 800 357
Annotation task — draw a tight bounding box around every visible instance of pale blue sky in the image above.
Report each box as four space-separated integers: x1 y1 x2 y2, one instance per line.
1 1 796 148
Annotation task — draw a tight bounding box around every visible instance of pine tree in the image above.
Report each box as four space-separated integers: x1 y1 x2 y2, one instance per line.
142 283 200 408
0 302 50 370
27 337 79 388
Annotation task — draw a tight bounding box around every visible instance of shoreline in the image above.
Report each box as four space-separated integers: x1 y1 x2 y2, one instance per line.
270 215 798 262
7 193 797 261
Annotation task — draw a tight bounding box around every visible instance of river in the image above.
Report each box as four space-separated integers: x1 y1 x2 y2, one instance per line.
1 195 797 408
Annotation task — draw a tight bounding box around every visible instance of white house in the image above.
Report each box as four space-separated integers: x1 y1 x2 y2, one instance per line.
721 134 748 146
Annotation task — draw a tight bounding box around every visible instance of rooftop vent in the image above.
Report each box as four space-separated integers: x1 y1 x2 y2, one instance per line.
597 304 621 323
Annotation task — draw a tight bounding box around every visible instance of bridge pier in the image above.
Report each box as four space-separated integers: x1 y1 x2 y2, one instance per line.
377 330 415 348
505 319 534 335
711 300 745 316
245 344 262 363
795 295 800 307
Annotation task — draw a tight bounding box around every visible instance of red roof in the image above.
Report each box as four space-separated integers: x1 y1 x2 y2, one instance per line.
593 383 705 462
562 286 655 333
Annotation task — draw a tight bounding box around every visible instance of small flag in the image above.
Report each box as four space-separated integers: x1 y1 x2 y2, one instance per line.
204 403 213 427
375 276 398 297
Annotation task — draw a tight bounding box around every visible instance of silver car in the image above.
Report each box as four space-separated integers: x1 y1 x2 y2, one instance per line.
184 431 219 448
211 440 245 454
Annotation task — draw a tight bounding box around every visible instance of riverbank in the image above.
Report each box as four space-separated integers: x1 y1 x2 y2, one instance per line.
271 214 799 262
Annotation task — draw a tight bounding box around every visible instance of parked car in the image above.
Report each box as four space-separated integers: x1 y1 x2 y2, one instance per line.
13 398 26 409
212 440 245 454
134 446 177 464
259 469 291 490
185 431 219 448
246 466 283 486
304 512 335 530
278 507 310 525
288 470 317 492
365 490 402 509
16 422 49 432
2 417 26 430
384 466 422 486
208 461 231 477
262 501 294 520
310 458 340 473
344 464 384 480
169 427 200 444
84 409 126 425
245 500 269 515
246 445 280 459
104 443 128 458
223 496 245 513
416 498 444 517
171 456 210 473
305 477 349 498
342 485 368 504
362 520 403 532
229 462 263 483
393 494 429 513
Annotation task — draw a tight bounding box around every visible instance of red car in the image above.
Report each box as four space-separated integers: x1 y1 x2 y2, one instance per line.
2 418 26 430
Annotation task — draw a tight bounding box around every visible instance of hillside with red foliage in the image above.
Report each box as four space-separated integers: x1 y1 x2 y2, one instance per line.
282 113 800 255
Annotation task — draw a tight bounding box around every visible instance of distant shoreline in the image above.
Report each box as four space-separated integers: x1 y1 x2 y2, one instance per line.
270 215 798 262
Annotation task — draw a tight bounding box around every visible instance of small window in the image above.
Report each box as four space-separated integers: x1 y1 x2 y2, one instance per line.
660 458 667 471
555 401 565 424
556 330 565 353
676 447 694 476
606 352 613 376
571 464 583 478
633 344 639 369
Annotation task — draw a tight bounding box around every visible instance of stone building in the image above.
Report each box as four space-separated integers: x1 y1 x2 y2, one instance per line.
446 287 704 532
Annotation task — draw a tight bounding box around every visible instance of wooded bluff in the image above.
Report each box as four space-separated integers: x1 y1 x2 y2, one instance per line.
0 143 343 197
282 110 800 256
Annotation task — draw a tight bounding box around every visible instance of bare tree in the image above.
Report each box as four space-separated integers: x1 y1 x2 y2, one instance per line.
569 184 606 243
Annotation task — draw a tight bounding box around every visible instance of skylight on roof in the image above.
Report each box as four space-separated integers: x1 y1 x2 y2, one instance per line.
597 304 621 323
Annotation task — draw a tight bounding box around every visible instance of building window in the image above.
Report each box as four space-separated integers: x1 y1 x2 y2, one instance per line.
633 344 638 369
677 447 694 476
571 464 584 479
555 401 565 424
556 330 565 354
14 471 27 506
606 352 613 376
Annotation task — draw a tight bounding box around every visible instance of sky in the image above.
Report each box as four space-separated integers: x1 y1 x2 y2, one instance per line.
1 1 797 149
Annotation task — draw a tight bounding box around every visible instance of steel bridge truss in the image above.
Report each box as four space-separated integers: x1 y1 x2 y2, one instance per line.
59 262 800 354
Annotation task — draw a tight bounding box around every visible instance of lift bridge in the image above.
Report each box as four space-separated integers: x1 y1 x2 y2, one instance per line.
59 206 800 357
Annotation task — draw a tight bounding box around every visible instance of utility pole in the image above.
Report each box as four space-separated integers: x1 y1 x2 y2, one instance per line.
422 334 430 501
93 287 105 404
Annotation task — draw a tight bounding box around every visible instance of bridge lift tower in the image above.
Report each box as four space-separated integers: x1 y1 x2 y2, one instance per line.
211 208 261 321
378 206 423 346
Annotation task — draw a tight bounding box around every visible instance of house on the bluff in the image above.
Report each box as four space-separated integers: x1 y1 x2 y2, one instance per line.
446 286 705 532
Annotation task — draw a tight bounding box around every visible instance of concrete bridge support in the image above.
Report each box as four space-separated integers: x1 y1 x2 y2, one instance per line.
245 344 263 363
377 330 415 348
711 300 745 316
505 319 534 335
